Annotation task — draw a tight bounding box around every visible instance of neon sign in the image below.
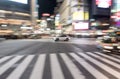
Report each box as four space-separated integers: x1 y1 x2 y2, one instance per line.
96 0 111 8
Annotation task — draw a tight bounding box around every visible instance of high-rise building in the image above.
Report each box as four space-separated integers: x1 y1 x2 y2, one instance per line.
0 0 31 31
55 0 112 32
90 0 112 30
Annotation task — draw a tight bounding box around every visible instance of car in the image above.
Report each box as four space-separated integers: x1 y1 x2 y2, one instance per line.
53 34 70 41
0 28 17 39
114 30 120 42
95 30 105 38
28 34 41 39
96 36 120 53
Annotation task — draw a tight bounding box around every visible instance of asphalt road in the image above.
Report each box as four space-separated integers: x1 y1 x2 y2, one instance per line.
0 38 120 79
0 38 99 56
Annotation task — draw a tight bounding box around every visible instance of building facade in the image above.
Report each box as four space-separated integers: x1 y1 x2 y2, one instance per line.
0 0 31 31
55 0 89 34
56 0 112 33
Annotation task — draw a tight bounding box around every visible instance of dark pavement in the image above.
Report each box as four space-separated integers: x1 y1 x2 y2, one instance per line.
0 38 120 79
0 38 99 56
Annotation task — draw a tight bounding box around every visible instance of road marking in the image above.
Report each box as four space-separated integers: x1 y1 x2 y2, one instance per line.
0 52 120 79
78 53 120 79
0 56 23 75
50 54 64 79
30 54 46 79
94 52 120 63
112 54 120 59
70 53 109 79
7 55 34 79
60 53 85 79
87 52 120 69
0 56 12 64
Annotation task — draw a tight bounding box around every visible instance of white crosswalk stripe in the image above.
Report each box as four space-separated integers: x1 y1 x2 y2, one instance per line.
30 54 46 79
87 52 120 69
70 53 109 79
50 54 64 79
60 53 85 79
7 55 34 79
112 54 120 59
94 52 120 63
78 53 120 79
0 56 12 64
0 52 120 79
0 56 23 75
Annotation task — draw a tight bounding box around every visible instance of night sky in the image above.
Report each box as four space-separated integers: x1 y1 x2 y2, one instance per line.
38 0 57 18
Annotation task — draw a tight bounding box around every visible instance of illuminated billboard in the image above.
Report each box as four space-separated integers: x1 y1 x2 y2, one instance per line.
72 22 89 30
92 0 111 15
72 11 84 20
96 0 111 8
0 0 30 13
42 13 50 16
9 0 28 4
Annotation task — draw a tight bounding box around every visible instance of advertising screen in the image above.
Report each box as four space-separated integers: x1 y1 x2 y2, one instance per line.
0 0 30 13
92 0 111 15
116 21 120 27
96 0 111 8
9 0 28 4
72 11 84 21
73 22 89 30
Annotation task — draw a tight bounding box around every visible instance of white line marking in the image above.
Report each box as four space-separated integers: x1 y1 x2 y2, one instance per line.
30 54 46 79
87 52 120 69
7 55 34 79
50 54 64 79
112 54 120 59
94 52 120 63
0 56 23 75
60 53 85 79
78 53 120 79
0 56 12 64
70 53 109 79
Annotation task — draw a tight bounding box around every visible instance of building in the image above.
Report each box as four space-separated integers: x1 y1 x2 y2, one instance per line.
0 0 31 31
111 0 120 28
90 0 111 30
55 0 112 33
55 0 89 34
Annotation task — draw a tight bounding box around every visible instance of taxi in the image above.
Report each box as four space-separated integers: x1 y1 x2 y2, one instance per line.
96 35 120 53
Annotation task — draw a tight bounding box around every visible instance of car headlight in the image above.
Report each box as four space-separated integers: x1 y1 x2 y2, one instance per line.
117 46 120 49
103 46 113 49
112 44 118 46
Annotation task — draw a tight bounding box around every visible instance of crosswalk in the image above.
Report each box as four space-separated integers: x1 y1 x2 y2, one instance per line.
0 52 120 79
